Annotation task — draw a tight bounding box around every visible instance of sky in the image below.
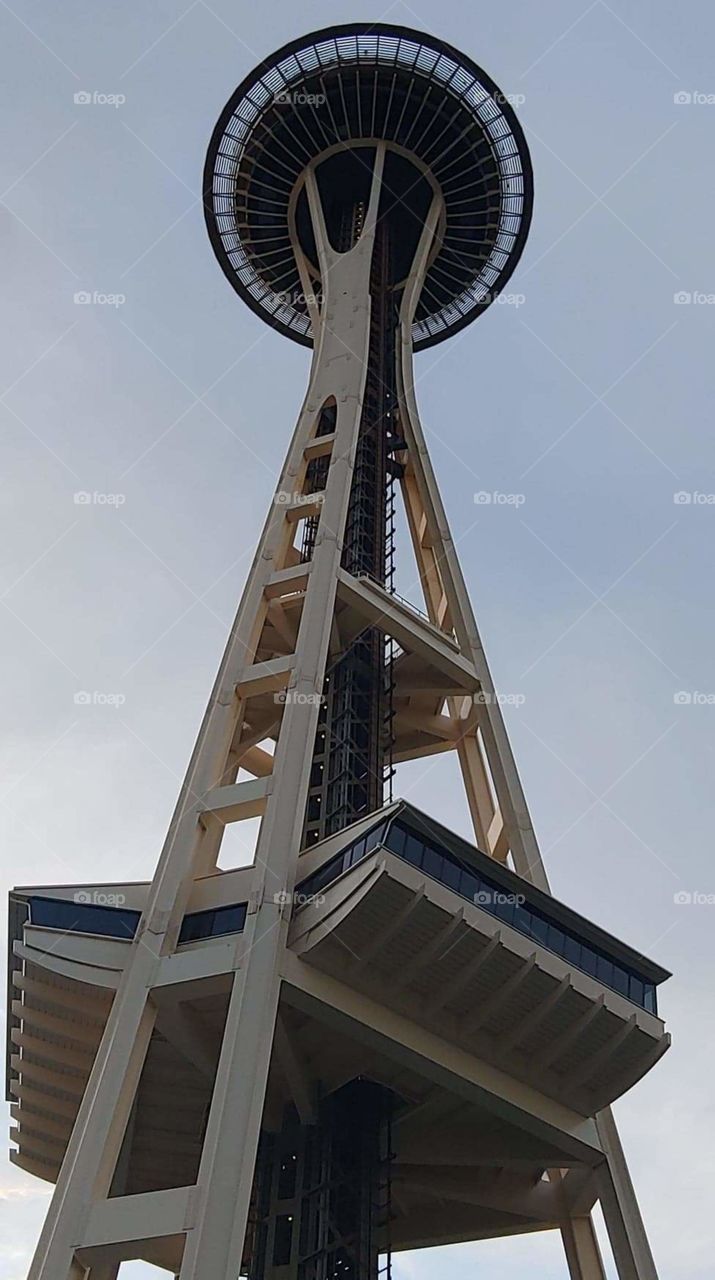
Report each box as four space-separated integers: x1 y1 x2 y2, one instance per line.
0 0 713 1276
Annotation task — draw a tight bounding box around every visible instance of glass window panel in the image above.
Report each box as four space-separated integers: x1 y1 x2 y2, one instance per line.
459 870 479 904
178 916 197 943
611 965 629 997
225 904 247 934
384 822 406 856
596 954 613 986
441 858 461 891
513 903 532 935
563 934 581 966
629 975 644 1007
29 896 140 940
579 948 598 977
528 914 549 945
476 879 497 911
364 823 386 853
404 833 424 867
422 845 443 879
302 857 337 895
494 893 515 924
644 984 657 1014
349 838 366 866
546 924 565 956
179 901 247 943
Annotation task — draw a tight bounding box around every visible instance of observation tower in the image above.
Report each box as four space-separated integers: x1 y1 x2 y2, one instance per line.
9 24 669 1280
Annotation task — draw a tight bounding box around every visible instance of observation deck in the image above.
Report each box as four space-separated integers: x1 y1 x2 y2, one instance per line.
7 801 669 1194
203 23 533 349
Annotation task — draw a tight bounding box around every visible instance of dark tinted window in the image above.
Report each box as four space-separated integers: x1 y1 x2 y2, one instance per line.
494 894 515 925
441 859 461 892
29 896 140 940
564 934 582 966
460 870 479 903
364 823 386 853
611 965 629 997
422 844 443 879
547 924 565 954
404 833 424 867
350 838 366 865
179 902 247 943
529 915 549 945
385 823 406 856
629 976 644 1006
513 903 532 935
596 955 614 987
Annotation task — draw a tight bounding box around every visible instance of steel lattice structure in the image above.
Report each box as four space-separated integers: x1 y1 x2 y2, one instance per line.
9 23 669 1280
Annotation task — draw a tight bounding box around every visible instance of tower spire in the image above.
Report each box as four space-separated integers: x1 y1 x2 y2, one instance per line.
10 25 669 1280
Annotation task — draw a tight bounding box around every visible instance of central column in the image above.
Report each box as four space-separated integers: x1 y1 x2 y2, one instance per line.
178 144 408 1280
301 163 402 848
238 145 439 1280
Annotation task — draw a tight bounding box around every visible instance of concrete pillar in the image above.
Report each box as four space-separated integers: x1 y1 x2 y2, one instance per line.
561 1213 608 1280
596 1111 659 1280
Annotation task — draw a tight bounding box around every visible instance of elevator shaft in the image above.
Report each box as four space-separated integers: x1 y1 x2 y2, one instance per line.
301 211 398 848
247 1082 393 1280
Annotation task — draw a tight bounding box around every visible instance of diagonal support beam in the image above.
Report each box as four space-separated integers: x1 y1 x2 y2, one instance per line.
464 952 537 1037
570 1015 638 1089
423 930 501 1017
501 974 572 1053
535 997 606 1072
389 908 465 993
350 885 426 974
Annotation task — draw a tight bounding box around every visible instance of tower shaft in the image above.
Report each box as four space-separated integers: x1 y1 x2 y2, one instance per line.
10 27 670 1280
302 216 395 847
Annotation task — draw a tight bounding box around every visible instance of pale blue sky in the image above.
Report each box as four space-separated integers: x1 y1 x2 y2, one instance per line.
1 1 714 1276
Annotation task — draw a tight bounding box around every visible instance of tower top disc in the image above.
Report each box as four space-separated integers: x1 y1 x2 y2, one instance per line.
203 23 533 350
